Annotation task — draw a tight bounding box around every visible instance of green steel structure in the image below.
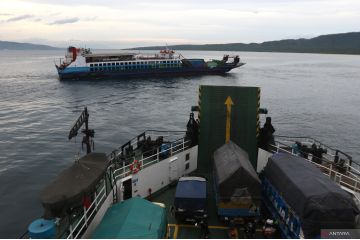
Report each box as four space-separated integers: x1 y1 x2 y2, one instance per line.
197 85 260 172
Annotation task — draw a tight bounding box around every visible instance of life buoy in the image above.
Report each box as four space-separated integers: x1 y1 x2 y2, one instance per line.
130 159 141 174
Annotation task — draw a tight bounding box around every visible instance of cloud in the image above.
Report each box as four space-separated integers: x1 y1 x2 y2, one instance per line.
0 13 12 16
48 17 79 25
84 16 97 21
6 14 33 22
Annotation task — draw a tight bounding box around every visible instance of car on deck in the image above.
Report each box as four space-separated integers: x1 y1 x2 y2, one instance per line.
174 176 208 222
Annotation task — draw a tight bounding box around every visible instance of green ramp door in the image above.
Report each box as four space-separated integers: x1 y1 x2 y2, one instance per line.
197 85 260 173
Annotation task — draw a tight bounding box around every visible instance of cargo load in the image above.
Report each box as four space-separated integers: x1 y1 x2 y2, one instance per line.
213 141 261 218
41 153 108 219
92 197 167 238
263 152 359 238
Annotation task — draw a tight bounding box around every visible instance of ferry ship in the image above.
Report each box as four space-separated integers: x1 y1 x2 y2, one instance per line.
55 47 244 80
24 85 360 239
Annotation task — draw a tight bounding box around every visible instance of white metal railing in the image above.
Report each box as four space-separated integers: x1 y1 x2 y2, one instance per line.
270 143 360 193
272 138 360 176
274 135 359 170
66 184 107 239
108 130 187 159
113 138 191 181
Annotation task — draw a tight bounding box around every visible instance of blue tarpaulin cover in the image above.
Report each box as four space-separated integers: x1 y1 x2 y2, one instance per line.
174 177 207 211
175 178 206 199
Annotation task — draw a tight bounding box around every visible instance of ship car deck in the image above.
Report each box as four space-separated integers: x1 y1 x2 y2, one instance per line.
151 172 279 239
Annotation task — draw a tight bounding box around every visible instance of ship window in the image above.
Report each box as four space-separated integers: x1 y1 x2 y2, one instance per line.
95 64 98 67
185 162 190 170
90 64 93 67
186 153 190 161
112 63 115 66
116 62 119 66
125 62 128 65
108 63 111 66
120 62 123 65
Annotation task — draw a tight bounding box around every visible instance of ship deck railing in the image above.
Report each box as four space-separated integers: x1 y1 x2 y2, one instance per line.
274 135 360 176
270 137 360 194
65 130 192 239
112 136 192 181
109 130 187 156
66 182 107 239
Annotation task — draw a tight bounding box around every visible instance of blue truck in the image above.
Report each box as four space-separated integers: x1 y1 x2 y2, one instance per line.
174 176 208 222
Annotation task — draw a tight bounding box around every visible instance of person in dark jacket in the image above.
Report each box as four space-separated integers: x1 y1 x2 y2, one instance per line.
259 117 275 151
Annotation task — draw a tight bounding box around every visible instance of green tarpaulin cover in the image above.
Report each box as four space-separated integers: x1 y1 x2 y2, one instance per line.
92 197 167 239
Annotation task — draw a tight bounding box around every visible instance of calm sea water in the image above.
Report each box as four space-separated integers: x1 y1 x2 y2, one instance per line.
0 50 359 237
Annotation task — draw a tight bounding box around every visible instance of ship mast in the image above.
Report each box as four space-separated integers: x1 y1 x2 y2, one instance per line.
68 107 95 154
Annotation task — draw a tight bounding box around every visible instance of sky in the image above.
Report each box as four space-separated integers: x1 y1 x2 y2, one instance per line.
0 0 359 48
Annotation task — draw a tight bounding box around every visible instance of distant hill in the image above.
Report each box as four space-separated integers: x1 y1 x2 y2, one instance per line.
0 41 60 50
127 32 360 54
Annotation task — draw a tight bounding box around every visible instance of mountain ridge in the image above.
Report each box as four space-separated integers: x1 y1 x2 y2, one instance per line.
0 41 60 50
126 32 360 55
2 31 360 54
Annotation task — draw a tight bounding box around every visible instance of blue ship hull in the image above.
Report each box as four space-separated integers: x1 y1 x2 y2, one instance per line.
57 64 244 80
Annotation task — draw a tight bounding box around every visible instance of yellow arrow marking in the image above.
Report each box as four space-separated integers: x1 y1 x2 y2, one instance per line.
173 224 179 239
225 96 234 143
